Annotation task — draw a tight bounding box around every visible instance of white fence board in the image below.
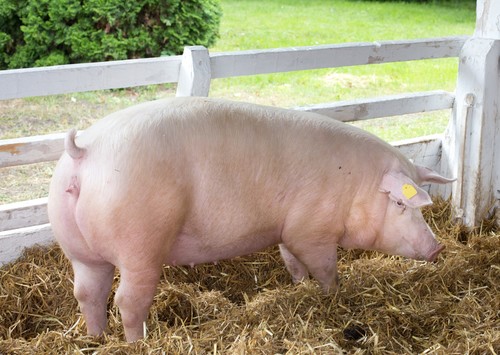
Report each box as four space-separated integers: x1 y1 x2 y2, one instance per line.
0 37 466 102
0 56 182 100
393 134 445 196
0 224 53 266
210 37 467 78
0 198 49 232
296 91 454 122
0 132 66 168
393 134 443 170
176 46 212 97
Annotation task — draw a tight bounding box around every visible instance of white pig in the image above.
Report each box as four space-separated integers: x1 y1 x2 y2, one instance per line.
48 97 453 341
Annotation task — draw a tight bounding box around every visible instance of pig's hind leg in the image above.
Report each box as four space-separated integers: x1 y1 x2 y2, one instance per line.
279 244 309 283
72 260 115 336
114 265 162 342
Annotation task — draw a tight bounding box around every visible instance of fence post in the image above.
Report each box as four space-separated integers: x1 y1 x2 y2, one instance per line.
176 46 211 97
442 0 500 227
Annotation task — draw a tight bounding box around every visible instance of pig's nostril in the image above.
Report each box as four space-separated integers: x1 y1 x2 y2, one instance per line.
427 244 445 262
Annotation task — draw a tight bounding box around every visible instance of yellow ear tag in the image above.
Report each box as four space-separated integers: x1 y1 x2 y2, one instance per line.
402 184 417 199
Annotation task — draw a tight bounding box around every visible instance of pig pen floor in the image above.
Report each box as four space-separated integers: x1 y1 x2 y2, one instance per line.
0 199 498 354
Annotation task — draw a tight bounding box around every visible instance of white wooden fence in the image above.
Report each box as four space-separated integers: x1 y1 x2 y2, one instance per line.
1 0 498 265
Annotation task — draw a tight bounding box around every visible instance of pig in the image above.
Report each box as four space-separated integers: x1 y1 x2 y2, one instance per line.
48 97 454 341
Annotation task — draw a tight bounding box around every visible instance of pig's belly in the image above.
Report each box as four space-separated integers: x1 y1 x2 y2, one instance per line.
165 229 281 267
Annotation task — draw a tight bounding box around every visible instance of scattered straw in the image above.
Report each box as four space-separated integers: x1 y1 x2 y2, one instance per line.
0 199 498 353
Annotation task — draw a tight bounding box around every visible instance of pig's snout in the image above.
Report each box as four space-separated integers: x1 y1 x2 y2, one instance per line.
426 244 445 262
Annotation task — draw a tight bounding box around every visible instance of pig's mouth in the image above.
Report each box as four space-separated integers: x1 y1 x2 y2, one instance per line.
425 244 445 262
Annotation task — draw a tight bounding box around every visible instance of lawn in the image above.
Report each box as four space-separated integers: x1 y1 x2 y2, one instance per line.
209 0 475 140
0 0 476 203
211 0 474 106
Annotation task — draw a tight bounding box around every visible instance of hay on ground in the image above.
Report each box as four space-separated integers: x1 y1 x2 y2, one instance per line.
0 199 498 354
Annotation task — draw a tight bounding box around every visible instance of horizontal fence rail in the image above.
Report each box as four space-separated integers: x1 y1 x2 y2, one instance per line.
0 132 68 168
0 198 48 231
0 224 52 264
296 90 454 122
210 37 467 78
0 56 182 100
0 37 466 100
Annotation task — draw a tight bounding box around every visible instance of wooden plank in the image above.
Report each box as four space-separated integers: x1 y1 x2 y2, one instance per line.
476 0 500 39
0 132 65 168
394 134 443 195
210 37 467 79
176 46 212 97
393 134 442 171
0 224 54 266
0 37 467 101
0 56 182 100
295 91 454 122
0 198 48 232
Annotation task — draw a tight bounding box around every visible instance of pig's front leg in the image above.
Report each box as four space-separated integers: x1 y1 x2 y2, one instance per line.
302 246 339 294
279 244 309 283
114 267 162 342
72 260 115 336
282 236 339 294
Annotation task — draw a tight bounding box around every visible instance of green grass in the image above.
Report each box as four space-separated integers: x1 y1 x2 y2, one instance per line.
0 0 476 203
208 0 475 139
214 0 474 50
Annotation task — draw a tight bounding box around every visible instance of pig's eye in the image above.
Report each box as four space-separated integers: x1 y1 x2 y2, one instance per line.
395 200 406 210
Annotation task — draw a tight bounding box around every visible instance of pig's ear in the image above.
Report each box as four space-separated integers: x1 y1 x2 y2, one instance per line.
415 165 455 184
379 172 433 208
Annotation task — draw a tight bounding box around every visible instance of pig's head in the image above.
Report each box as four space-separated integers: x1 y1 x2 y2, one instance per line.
374 166 454 262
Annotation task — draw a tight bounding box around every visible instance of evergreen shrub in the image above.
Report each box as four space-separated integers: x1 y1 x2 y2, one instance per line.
0 0 221 69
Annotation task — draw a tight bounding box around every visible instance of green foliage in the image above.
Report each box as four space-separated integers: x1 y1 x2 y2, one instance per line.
0 0 221 69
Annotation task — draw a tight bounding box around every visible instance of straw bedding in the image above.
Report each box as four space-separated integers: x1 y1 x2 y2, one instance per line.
0 199 498 354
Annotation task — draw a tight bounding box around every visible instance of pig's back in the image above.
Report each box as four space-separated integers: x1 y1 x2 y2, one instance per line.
79 96 395 166
76 97 404 206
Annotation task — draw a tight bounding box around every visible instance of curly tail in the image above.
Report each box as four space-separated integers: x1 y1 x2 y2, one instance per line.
65 128 86 159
